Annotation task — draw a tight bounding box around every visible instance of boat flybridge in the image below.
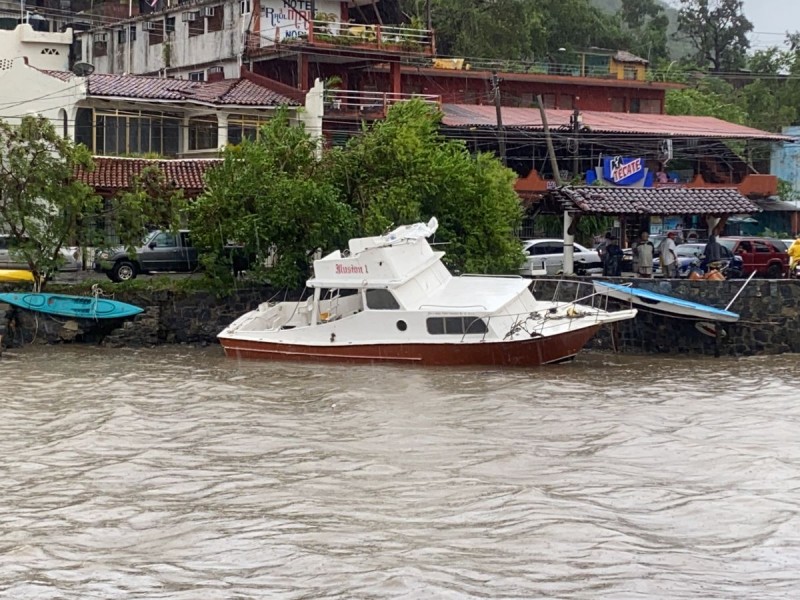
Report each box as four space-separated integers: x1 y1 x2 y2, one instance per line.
218 219 637 366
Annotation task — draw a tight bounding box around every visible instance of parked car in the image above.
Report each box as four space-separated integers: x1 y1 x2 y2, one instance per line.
521 239 602 276
94 229 200 282
718 237 789 278
653 242 743 278
0 234 82 272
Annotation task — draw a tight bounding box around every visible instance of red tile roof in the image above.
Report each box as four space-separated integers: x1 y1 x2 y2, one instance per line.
76 156 221 196
85 73 298 106
442 104 794 142
39 71 298 106
553 186 759 216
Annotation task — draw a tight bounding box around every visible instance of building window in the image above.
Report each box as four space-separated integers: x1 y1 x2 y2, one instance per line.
623 67 638 80
240 0 251 14
165 16 176 34
148 21 164 45
93 38 107 57
40 48 60 55
187 13 204 37
365 289 400 310
189 71 205 81
188 116 218 150
227 115 268 145
76 108 182 157
58 108 68 138
207 6 223 32
426 317 488 335
639 99 661 114
559 94 575 110
630 98 641 113
117 29 126 44
129 24 137 42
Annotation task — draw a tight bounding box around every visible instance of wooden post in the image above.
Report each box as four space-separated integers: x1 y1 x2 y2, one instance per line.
390 61 402 95
298 53 310 91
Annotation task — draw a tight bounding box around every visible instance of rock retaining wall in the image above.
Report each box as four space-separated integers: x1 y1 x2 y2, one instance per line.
1 279 799 356
531 277 800 356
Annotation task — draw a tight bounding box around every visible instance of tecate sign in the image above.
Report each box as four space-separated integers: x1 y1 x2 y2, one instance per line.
603 156 645 186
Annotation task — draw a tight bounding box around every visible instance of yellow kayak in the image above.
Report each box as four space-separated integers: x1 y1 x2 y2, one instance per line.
0 269 35 283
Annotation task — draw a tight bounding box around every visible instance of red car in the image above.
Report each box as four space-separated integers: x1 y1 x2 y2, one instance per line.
718 237 789 278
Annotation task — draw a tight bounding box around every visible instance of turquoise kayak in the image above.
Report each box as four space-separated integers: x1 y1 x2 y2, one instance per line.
0 292 143 319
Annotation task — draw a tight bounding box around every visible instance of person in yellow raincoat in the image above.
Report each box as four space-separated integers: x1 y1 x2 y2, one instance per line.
789 236 800 276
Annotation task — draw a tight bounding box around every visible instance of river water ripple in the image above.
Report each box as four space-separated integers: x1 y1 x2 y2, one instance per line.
1 346 799 599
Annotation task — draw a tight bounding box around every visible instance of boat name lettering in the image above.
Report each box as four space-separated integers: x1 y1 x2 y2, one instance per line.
335 263 367 275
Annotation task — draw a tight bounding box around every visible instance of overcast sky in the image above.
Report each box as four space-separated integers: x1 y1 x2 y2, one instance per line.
666 0 800 50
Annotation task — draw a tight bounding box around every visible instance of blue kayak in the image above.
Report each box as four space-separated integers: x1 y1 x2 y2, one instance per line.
0 292 143 320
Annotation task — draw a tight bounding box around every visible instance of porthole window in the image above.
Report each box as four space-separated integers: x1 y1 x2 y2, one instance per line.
396 320 407 332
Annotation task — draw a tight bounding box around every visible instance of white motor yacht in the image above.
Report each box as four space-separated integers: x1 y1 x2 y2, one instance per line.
218 219 637 366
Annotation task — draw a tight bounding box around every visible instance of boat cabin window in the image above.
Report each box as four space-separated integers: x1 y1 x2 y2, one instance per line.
365 289 400 310
426 316 488 335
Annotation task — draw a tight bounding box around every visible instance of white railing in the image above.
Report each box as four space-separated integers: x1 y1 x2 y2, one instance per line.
325 90 441 114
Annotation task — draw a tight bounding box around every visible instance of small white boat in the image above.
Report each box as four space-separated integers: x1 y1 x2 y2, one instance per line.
593 281 740 323
219 219 638 367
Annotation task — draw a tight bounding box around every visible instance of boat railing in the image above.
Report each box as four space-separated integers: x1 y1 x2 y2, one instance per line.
529 277 616 313
417 303 489 311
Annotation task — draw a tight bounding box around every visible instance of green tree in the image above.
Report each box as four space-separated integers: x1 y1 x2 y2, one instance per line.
677 0 752 72
0 116 98 283
665 78 747 123
108 165 188 252
189 109 355 289
327 100 523 274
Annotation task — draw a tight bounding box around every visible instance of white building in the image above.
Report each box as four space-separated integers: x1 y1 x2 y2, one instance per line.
0 55 323 157
78 0 346 80
0 23 73 71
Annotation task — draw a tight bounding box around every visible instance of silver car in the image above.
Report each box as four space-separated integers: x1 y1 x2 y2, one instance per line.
521 238 603 276
0 234 82 272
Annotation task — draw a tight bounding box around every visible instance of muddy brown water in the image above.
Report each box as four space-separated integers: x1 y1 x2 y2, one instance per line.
1 346 799 599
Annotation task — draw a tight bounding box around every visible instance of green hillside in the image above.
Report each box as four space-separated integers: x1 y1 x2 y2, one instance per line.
590 0 693 59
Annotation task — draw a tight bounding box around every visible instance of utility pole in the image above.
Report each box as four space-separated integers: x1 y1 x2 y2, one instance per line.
571 108 581 180
537 95 574 275
536 94 561 186
492 71 507 167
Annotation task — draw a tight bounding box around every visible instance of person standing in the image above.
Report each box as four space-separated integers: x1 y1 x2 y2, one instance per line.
704 234 723 264
604 236 623 276
788 235 800 277
659 231 679 278
634 231 655 278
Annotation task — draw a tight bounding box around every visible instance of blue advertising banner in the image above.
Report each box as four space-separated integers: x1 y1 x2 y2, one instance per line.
602 156 647 186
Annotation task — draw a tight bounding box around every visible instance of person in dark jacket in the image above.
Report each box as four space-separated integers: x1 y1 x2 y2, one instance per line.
603 236 623 276
704 234 723 263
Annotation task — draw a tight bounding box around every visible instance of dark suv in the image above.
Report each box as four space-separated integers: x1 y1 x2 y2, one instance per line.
94 230 199 282
719 237 789 278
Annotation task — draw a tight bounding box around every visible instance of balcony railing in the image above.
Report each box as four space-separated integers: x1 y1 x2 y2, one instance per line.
324 90 441 116
260 19 435 55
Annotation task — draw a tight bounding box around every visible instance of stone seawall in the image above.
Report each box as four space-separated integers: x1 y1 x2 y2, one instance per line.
1 279 799 356
531 277 800 356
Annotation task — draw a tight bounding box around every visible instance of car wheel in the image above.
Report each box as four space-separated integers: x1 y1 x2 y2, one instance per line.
766 263 782 279
110 260 137 282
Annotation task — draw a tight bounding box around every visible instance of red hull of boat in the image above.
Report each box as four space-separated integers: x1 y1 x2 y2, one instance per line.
219 325 601 367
